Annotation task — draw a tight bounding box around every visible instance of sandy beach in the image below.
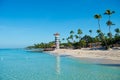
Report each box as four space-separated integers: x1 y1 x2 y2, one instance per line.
48 48 120 64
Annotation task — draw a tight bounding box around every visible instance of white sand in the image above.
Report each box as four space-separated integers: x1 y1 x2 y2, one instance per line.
48 49 120 61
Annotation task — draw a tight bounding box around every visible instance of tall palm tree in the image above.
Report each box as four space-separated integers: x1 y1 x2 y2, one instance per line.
94 14 109 49
104 10 115 37
94 14 102 30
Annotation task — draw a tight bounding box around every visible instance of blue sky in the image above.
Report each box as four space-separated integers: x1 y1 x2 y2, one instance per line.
0 0 120 48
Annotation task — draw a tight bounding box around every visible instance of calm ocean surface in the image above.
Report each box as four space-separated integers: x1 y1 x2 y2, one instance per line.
0 49 120 80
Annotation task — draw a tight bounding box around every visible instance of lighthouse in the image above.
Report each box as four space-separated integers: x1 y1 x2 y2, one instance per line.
54 33 60 49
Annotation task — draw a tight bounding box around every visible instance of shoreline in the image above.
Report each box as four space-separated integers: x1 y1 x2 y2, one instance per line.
48 49 120 64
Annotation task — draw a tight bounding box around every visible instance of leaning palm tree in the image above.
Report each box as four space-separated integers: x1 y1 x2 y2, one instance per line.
94 15 108 49
94 14 102 30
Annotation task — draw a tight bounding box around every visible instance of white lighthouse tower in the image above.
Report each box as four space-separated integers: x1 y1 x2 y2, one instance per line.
54 33 60 49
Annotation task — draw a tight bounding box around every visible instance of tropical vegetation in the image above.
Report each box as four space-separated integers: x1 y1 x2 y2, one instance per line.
27 9 120 50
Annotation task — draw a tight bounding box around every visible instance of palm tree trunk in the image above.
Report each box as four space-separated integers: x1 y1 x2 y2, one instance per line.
109 26 111 33
101 33 109 49
103 37 108 49
79 35 81 42
109 15 111 33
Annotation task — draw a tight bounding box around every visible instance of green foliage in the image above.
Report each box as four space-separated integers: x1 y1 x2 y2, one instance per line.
89 30 92 36
62 38 65 41
106 20 115 26
70 30 74 34
82 35 93 43
77 29 82 35
89 30 92 33
115 28 120 36
27 41 55 49
79 40 86 48
96 30 101 34
27 9 120 50
77 29 83 41
94 14 102 30
75 35 79 39
73 40 86 49
94 14 102 19
104 10 115 16
61 42 73 49
107 32 112 38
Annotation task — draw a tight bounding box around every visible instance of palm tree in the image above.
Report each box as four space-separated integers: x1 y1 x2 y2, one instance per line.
77 29 83 41
96 29 101 34
69 30 74 43
104 10 115 37
94 14 109 49
69 35 74 42
70 30 74 35
115 28 120 36
114 28 120 46
106 20 115 33
94 14 102 30
94 36 100 43
75 35 79 42
66 37 70 43
104 10 115 20
82 35 92 47
89 30 92 36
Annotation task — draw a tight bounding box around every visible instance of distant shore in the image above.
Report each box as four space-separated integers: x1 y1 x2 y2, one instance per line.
48 48 120 64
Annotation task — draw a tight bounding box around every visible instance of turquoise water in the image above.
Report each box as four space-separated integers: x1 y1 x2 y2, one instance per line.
0 49 120 80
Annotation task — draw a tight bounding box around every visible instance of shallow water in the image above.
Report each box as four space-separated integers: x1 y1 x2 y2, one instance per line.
0 49 120 80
